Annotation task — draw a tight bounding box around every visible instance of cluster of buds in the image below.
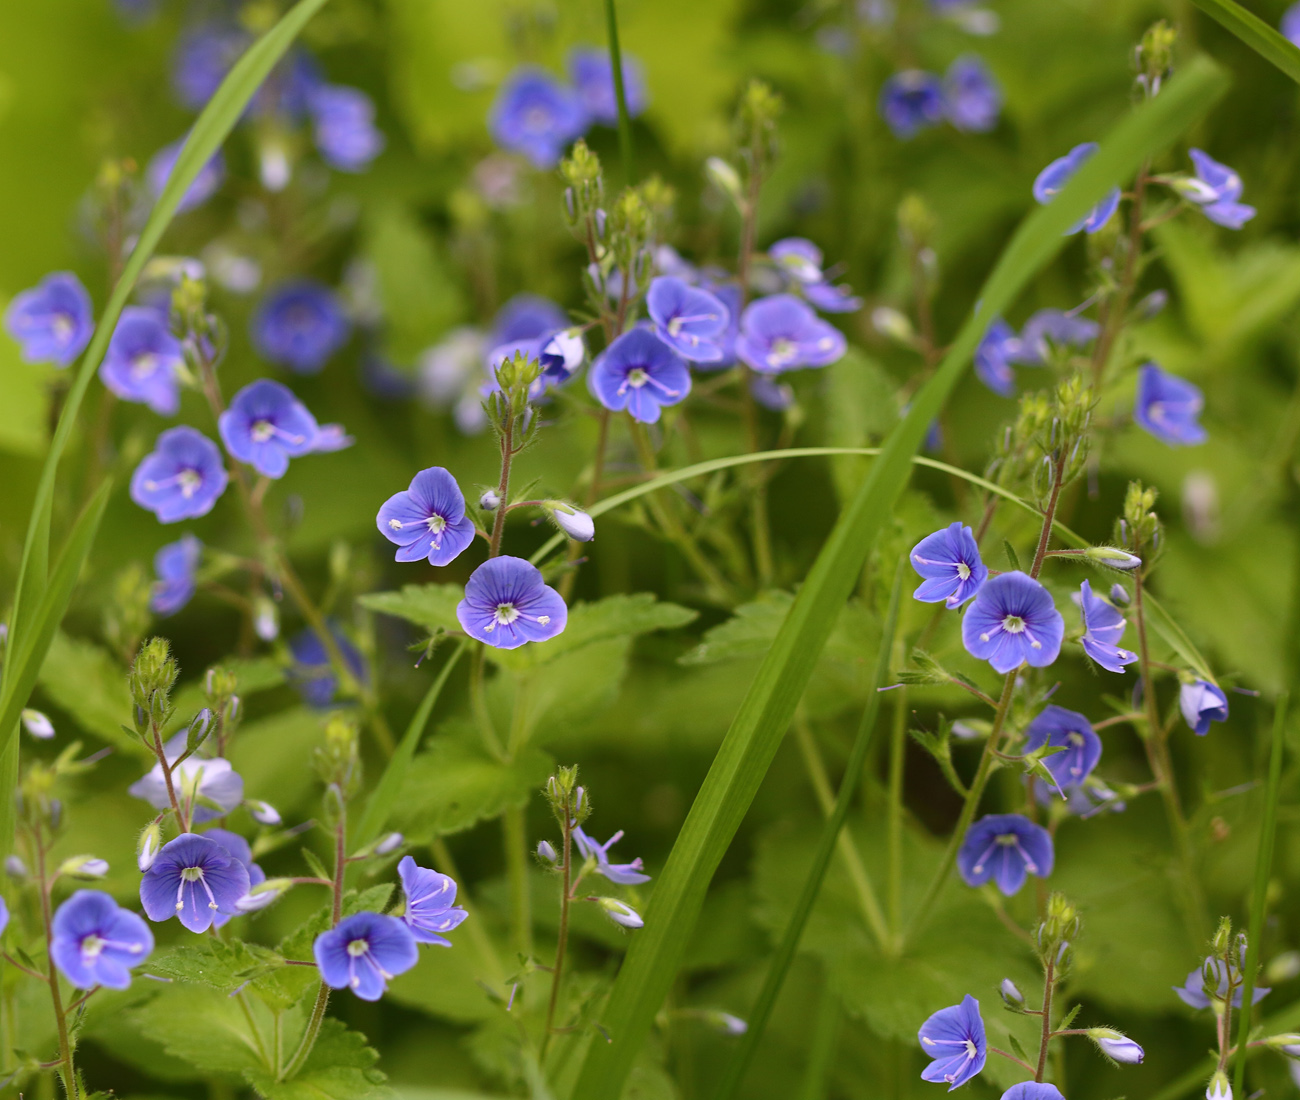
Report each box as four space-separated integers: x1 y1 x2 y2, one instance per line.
736 78 782 180
204 664 242 753
1134 19 1177 98
170 272 227 378
130 637 179 740
485 350 543 443
1036 892 1080 973
315 713 362 819
898 193 939 300
561 139 604 238
544 766 590 831
1116 480 1161 557
989 376 1095 505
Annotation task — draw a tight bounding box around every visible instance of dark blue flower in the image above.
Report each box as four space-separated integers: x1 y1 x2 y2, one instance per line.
1024 705 1101 791
736 295 846 374
943 56 1001 133
917 994 987 1090
910 522 987 608
140 833 251 933
1033 143 1120 234
879 71 945 139
4 272 94 367
768 239 862 313
1174 957 1268 1009
131 426 229 523
151 534 202 616
1187 149 1255 230
218 378 322 479
288 623 367 708
99 306 185 415
957 813 1054 895
489 68 588 169
172 22 248 111
961 571 1064 673
251 280 351 374
51 890 154 990
1134 363 1206 446
146 138 226 213
1076 579 1137 673
456 556 568 650
490 294 569 346
1180 679 1228 736
973 317 1021 397
1001 1086 1066 1100
573 826 651 885
1014 308 1098 365
569 47 647 125
314 911 419 1001
588 328 691 423
646 277 730 362
375 467 477 566
309 85 385 172
397 856 468 946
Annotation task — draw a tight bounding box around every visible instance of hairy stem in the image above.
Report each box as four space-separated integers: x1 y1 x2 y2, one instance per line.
542 800 575 1055
1034 955 1057 1082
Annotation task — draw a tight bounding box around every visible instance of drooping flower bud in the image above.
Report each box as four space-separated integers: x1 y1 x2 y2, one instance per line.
1089 1028 1144 1064
138 824 163 872
4 855 27 880
375 832 404 855
999 978 1025 1008
596 897 644 929
537 840 559 864
247 799 282 826
236 877 293 913
551 503 595 542
1265 1033 1300 1058
1084 545 1142 570
59 855 109 879
21 709 55 740
253 595 280 642
480 489 500 512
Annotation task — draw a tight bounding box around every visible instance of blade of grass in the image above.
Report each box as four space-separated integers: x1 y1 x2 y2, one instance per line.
603 0 635 177
712 562 903 1100
1189 0 1300 84
570 56 1228 1100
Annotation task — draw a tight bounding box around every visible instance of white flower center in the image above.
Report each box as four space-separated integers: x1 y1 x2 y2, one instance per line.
347 939 370 957
81 934 105 960
494 603 520 625
426 514 447 533
178 469 202 498
770 338 798 365
251 419 276 442
131 352 160 379
626 367 649 388
957 562 971 580
1002 614 1025 634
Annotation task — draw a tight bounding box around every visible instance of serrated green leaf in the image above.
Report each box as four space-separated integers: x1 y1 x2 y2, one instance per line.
359 584 462 635
247 1018 388 1100
127 984 269 1078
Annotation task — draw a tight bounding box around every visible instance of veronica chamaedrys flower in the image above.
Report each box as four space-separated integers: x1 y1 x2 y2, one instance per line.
736 295 846 374
1180 678 1229 736
315 911 419 1001
1089 1028 1144 1064
768 239 863 313
1185 149 1256 230
1001 1086 1066 1100
646 277 730 362
588 328 692 423
1134 363 1207 446
1024 705 1101 791
130 426 230 523
943 56 1001 133
540 329 586 386
308 85 385 172
376 467 477 566
1014 308 1098 365
21 708 55 740
973 317 1021 397
1075 579 1137 673
569 47 648 124
151 534 202 616
128 741 244 825
4 272 94 366
961 571 1065 673
573 826 652 885
909 522 987 608
203 828 266 927
456 556 568 650
146 138 226 213
489 68 588 169
140 833 251 933
288 623 367 708
218 379 322 478
50 890 154 990
917 994 986 1090
172 22 248 110
397 856 468 945
491 293 569 346
552 504 595 542
1174 957 1269 1009
957 813 1054 895
1033 142 1121 234
879 71 945 139
251 280 351 374
99 306 185 415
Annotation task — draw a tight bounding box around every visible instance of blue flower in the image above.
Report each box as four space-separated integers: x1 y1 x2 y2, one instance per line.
172 22 248 110
1134 362 1206 446
251 280 351 374
288 623 368 708
588 328 691 423
646 277 730 362
1024 705 1101 791
957 813 1054 895
146 138 226 213
1033 143 1121 234
51 890 154 990
749 375 794 411
973 317 1021 397
490 294 570 346
768 239 862 313
1174 957 1268 1009
151 534 202 616
961 571 1064 673
943 56 1001 133
140 833 251 933
4 272 94 367
309 85 385 172
489 68 588 169
397 856 468 945
314 911 419 1001
909 522 987 608
456 556 568 650
1000 1086 1066 1100
218 379 322 479
1180 679 1228 736
700 282 742 369
569 47 648 125
375 467 477 566
128 739 244 824
131 426 229 523
1076 579 1137 673
203 828 266 927
879 71 945 139
573 827 651 885
917 994 987 1090
1187 149 1255 230
736 295 846 374
1014 308 1098 364
1285 2 1300 46
99 306 185 415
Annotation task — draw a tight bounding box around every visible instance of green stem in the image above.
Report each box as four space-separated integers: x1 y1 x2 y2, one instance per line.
542 801 575 1056
469 646 504 760
603 0 634 178
796 978 842 1100
504 805 533 958
886 679 907 941
36 830 79 1100
1034 955 1056 1082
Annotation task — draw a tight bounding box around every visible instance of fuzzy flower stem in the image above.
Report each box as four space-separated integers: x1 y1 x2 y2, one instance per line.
488 418 515 559
150 721 189 833
1034 954 1057 1082
542 794 575 1056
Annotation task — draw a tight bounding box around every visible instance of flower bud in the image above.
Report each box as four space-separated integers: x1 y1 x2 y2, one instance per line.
21 709 55 740
1206 1071 1231 1100
537 840 558 863
236 877 293 913
596 897 644 929
253 595 280 642
551 504 595 542
59 855 109 879
702 1010 747 1035
375 832 404 855
1085 546 1142 570
1266 1033 1300 1058
1089 1028 1144 1064
138 824 163 872
704 157 744 208
871 307 915 345
999 978 1025 1008
480 489 500 512
1109 583 1129 606
186 708 214 753
1136 288 1168 320
4 855 27 879
247 799 281 826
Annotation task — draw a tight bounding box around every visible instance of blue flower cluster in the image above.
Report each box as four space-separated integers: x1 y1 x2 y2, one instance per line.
879 56 1001 139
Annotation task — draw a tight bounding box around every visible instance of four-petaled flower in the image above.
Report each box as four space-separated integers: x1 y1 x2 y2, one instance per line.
203 828 266 927
973 317 1021 397
128 739 244 825
50 890 154 990
917 994 987 1090
1033 142 1121 235
376 466 477 566
1174 956 1269 1009
880 71 946 139
309 85 385 172
588 328 692 423
646 277 730 362
957 813 1054 895
397 856 468 945
569 47 647 125
100 307 186 415
961 571 1065 673
1024 705 1102 791
151 534 202 616
489 69 588 169
4 271 94 366
456 556 568 650
219 378 324 479
1186 149 1255 230
314 911 419 1001
910 522 987 608
1134 362 1207 446
1180 678 1229 736
944 56 1001 133
736 295 846 374
573 827 651 885
139 833 251 933
130 426 230 523
251 280 351 374
1076 579 1137 672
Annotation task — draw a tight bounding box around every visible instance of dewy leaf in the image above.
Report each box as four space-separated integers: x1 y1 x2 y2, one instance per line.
569 56 1229 1100
1189 0 1300 85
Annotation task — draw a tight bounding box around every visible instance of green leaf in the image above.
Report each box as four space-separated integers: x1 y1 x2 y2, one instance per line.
247 1018 388 1100
36 631 150 757
1003 539 1023 573
569 56 1230 1100
359 584 462 635
127 984 269 1078
1189 0 1300 84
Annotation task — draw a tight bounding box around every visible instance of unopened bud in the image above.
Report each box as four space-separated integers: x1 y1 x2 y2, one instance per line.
871 306 915 344
1085 546 1142 570
186 708 214 753
235 877 292 913
537 840 558 863
1109 583 1129 606
1206 1071 1231 1100
60 855 109 879
596 897 644 929
138 824 163 872
704 157 744 207
375 832 404 855
4 855 27 879
551 503 595 542
247 800 281 826
480 489 500 511
1267 951 1300 984
702 1010 747 1035
1089 1028 1144 1064
999 978 1025 1008
1266 1033 1300 1058
21 709 55 740
253 596 279 642
1170 176 1218 204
